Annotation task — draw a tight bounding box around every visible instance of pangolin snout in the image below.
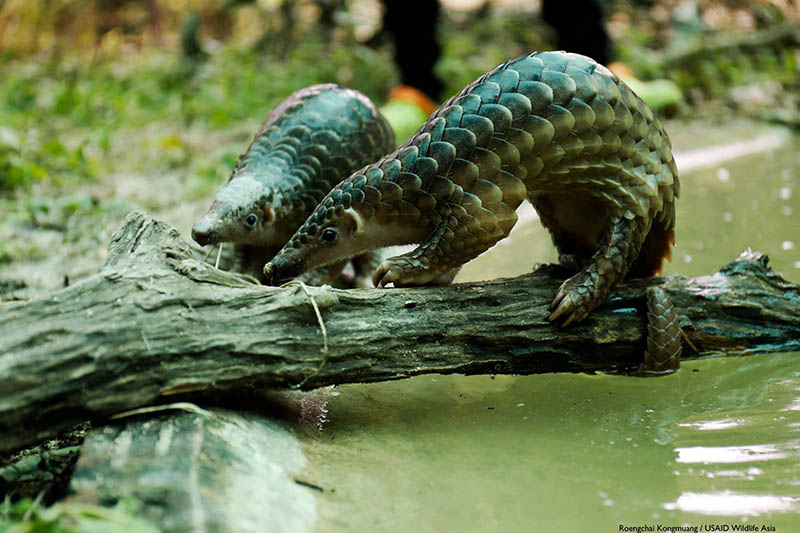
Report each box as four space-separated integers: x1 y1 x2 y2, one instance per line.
191 220 219 247
263 262 276 285
263 257 297 286
262 261 285 286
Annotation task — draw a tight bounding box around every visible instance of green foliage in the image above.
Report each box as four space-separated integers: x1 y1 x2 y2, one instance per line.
0 496 159 533
380 100 427 144
662 43 800 100
0 146 46 192
436 9 549 100
0 38 397 194
0 2 795 197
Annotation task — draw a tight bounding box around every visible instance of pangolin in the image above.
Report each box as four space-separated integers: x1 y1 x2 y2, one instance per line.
191 83 395 284
264 52 681 369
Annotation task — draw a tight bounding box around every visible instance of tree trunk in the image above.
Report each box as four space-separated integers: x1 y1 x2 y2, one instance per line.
1 211 798 454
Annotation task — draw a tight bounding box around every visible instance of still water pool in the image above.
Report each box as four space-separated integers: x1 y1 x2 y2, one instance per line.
301 119 800 532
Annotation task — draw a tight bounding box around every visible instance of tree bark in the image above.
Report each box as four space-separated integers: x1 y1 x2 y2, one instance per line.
69 408 316 533
1 211 798 454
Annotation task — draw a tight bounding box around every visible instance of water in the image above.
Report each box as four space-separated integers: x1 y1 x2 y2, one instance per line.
300 120 800 531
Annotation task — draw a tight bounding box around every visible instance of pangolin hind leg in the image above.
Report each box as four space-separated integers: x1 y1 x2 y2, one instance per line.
633 286 682 376
549 213 650 326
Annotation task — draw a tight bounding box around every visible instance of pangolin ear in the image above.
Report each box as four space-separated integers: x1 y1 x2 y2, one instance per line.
263 205 274 223
343 208 365 239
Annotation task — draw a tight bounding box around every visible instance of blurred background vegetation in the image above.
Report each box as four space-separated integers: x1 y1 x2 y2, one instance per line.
0 0 797 196
0 0 797 274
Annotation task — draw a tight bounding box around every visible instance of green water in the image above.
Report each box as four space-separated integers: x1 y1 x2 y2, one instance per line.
301 120 800 531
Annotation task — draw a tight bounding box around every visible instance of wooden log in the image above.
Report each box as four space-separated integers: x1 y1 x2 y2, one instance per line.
69 408 316 532
1 211 798 454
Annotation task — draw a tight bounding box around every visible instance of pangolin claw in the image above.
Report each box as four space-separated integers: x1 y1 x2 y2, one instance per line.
548 276 593 326
372 266 389 288
548 298 584 327
372 260 402 288
373 257 438 287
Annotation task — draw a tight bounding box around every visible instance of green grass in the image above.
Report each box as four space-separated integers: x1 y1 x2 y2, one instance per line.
0 496 159 533
0 40 398 195
1 16 796 197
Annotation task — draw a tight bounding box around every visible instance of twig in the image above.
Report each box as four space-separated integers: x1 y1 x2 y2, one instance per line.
214 243 224 270
202 245 215 263
109 402 216 421
281 279 330 387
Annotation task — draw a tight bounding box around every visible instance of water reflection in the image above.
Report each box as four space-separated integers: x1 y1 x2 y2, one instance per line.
675 443 794 464
302 355 800 530
667 125 800 281
673 131 789 173
678 419 743 431
668 362 800 522
664 491 800 516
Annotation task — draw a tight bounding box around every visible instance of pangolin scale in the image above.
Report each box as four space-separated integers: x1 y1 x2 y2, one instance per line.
264 51 680 327
192 84 395 284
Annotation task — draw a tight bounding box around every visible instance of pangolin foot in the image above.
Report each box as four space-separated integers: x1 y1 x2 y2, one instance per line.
373 257 426 287
373 256 456 287
633 286 682 377
548 273 597 326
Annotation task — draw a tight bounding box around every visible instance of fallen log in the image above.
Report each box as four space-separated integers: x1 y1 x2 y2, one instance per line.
1 211 798 454
69 408 316 532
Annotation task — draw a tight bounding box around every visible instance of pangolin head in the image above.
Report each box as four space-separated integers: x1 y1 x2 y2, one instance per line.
191 174 278 247
263 184 368 285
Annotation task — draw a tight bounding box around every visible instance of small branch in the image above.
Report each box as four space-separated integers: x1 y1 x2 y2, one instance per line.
0 211 798 454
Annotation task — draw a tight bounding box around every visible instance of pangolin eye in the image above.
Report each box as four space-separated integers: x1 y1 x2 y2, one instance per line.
244 213 258 228
320 227 338 244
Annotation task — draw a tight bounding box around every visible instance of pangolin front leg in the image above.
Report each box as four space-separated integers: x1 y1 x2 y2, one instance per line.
373 190 512 288
549 213 650 326
373 218 461 287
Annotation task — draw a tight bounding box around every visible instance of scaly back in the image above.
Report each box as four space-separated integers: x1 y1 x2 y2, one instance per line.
279 52 677 262
192 84 395 250
230 84 397 226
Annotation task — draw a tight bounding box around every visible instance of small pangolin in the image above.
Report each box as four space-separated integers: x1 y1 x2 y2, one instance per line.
264 52 682 370
192 84 395 284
